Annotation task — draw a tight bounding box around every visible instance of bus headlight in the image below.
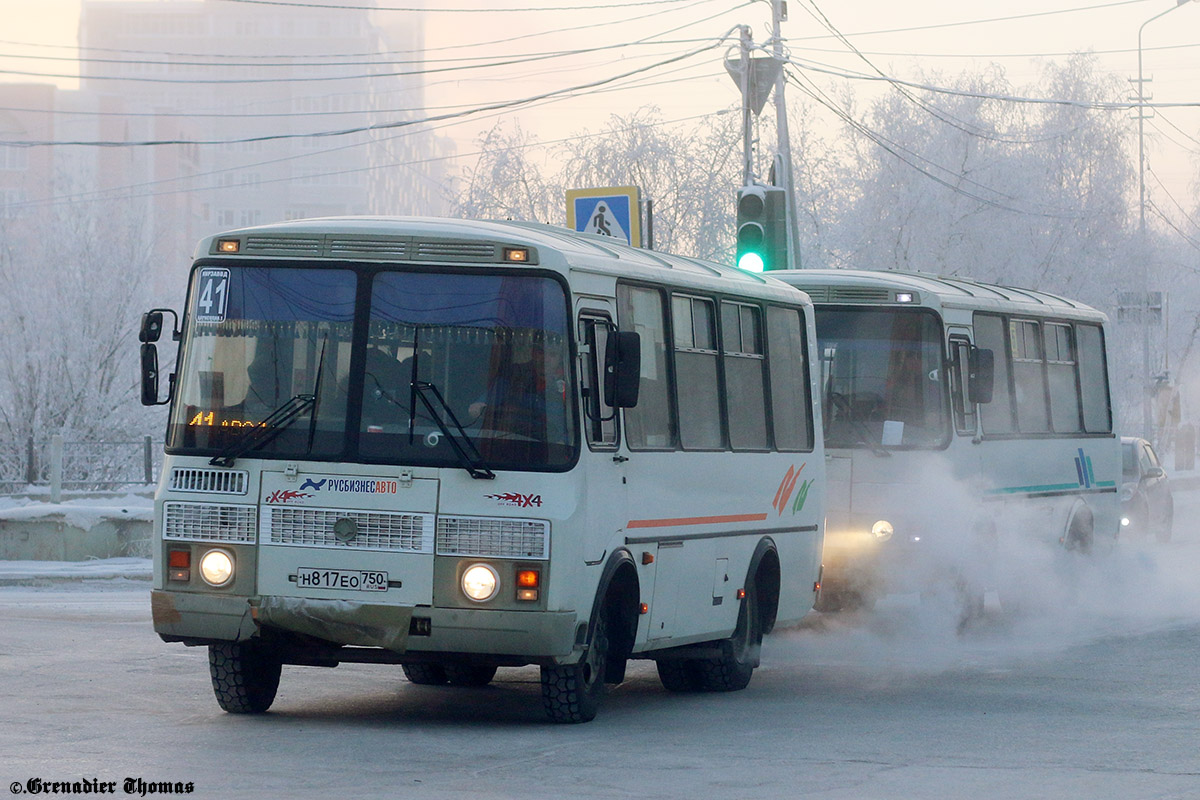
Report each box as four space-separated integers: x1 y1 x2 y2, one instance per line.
198 548 235 587
871 520 894 542
461 563 500 602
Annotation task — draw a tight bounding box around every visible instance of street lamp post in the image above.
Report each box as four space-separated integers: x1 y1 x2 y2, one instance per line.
1135 0 1192 442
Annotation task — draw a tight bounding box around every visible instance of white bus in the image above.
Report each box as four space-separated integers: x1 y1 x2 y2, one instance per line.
769 269 1120 615
139 217 825 723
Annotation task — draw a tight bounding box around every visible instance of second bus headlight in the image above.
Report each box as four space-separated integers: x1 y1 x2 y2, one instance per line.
461 563 500 602
871 520 894 542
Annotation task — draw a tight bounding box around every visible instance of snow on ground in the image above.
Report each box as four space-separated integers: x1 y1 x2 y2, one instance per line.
0 557 150 581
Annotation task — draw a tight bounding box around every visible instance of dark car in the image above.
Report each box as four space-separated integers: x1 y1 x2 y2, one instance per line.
1121 436 1173 543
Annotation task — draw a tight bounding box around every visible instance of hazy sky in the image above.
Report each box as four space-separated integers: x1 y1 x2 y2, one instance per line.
3 0 1198 205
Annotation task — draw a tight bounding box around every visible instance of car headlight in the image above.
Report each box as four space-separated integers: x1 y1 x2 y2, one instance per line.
198 548 235 587
461 563 500 602
871 520 894 541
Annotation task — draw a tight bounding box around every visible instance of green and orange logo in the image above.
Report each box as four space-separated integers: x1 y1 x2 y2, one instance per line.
773 463 813 516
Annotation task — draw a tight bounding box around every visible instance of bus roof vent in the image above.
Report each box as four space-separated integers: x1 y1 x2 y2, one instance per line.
243 235 323 256
327 236 411 259
412 239 499 263
798 286 829 302
829 286 891 303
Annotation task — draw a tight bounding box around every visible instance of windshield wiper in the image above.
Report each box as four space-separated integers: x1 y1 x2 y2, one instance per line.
305 336 329 455
412 380 495 480
209 393 315 467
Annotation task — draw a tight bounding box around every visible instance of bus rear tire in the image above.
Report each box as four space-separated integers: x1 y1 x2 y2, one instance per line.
693 584 762 692
401 663 448 685
208 641 281 714
540 606 610 723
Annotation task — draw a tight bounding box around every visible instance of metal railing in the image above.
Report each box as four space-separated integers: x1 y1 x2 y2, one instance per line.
0 435 163 499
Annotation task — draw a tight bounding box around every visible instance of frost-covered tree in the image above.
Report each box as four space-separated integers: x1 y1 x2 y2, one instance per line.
452 121 560 224
0 192 162 486
825 56 1136 305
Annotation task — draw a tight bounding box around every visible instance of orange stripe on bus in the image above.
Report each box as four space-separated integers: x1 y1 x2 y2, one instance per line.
626 513 770 529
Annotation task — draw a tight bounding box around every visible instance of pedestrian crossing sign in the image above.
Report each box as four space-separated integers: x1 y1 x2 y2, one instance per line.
566 186 641 248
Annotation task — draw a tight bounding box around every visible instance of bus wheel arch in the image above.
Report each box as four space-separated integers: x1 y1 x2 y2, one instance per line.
540 549 639 723
748 538 781 636
1061 501 1094 554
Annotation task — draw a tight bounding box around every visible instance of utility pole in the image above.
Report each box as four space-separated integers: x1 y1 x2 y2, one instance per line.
770 0 802 268
738 25 753 187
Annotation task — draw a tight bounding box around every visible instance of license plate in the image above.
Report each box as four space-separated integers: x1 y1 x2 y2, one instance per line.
295 568 388 592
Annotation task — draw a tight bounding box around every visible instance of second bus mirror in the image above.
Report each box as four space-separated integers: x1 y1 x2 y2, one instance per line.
604 330 641 408
968 346 995 405
140 342 161 406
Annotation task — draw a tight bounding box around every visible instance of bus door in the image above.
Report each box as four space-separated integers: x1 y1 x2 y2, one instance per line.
947 327 983 483
576 307 628 567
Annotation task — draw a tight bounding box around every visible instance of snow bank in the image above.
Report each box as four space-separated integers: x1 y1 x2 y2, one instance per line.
0 557 151 581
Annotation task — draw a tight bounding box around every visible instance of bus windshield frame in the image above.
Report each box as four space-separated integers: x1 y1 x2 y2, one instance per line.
166 261 578 472
815 306 950 450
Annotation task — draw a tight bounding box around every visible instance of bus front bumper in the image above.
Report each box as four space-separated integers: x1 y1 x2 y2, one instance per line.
151 589 580 662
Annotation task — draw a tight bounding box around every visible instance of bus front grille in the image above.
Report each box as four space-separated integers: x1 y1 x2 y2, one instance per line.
163 502 257 543
169 467 248 495
265 507 434 552
436 516 549 560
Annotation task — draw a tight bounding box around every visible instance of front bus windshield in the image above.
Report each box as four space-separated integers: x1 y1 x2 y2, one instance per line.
169 265 576 471
167 266 357 459
816 308 948 448
358 271 575 471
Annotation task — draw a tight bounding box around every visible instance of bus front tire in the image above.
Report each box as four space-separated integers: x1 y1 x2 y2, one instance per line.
208 641 282 714
541 606 610 723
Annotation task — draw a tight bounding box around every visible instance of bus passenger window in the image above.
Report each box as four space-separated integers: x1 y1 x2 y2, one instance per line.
766 306 812 452
618 285 674 450
673 294 721 450
723 302 767 450
974 313 1015 434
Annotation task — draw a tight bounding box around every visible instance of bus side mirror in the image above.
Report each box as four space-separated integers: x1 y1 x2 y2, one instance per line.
968 347 994 405
604 330 641 408
139 311 164 343
141 342 162 406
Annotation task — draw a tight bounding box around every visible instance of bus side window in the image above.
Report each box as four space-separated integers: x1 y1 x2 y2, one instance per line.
617 284 675 450
577 315 619 448
974 313 1015 434
766 305 813 452
949 337 975 435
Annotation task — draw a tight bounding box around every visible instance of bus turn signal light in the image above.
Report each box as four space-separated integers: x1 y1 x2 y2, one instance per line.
516 569 539 601
168 549 190 582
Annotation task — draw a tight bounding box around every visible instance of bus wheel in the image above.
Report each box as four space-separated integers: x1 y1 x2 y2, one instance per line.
540 606 609 723
208 641 282 714
694 584 762 692
655 659 701 692
443 664 498 687
401 663 448 685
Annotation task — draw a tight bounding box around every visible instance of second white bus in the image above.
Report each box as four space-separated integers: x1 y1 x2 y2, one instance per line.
770 269 1120 615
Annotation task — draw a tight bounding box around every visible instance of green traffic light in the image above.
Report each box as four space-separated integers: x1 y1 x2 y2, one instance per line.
737 251 765 272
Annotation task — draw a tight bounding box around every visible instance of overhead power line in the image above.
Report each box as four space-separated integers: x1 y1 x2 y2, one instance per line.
217 0 703 10
0 35 731 147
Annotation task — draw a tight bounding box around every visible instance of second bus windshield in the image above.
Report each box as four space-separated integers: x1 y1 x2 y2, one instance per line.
816 308 947 448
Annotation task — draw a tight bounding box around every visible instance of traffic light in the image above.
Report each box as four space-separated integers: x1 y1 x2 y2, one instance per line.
735 185 787 272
